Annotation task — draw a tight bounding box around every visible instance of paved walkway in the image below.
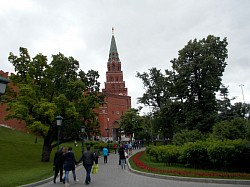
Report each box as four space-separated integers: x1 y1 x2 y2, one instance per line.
29 149 249 187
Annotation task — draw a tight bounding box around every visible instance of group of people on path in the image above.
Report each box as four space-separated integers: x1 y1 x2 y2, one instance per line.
53 146 98 186
53 143 131 186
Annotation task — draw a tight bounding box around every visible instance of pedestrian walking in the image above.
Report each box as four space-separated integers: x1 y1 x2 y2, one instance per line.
102 146 108 163
94 149 99 164
128 142 132 155
62 147 78 186
77 146 96 185
53 147 64 183
113 143 117 154
74 140 78 147
118 145 126 169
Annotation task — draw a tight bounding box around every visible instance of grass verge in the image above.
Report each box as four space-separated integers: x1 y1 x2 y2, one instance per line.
129 151 250 180
0 126 83 187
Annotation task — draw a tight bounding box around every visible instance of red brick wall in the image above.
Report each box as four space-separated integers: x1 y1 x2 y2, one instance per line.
97 94 131 138
0 70 27 131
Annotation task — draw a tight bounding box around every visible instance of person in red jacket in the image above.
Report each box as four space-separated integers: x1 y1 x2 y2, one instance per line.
114 143 117 154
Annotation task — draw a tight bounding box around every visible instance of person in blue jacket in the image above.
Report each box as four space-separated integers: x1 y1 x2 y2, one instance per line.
102 146 109 163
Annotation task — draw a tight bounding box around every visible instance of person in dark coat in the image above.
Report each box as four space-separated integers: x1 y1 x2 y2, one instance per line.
63 147 78 186
93 149 99 164
118 145 126 169
53 147 64 183
77 146 96 185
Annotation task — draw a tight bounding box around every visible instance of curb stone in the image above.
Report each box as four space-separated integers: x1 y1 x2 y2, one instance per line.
18 176 53 187
18 165 83 187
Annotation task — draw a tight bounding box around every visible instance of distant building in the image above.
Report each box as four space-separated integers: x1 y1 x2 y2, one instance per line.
0 70 26 131
97 28 131 141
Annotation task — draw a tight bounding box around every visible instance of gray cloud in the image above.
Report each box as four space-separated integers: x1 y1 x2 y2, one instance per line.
1 0 249 112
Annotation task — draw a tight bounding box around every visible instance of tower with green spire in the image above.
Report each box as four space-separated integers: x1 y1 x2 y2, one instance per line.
103 28 128 96
99 28 131 141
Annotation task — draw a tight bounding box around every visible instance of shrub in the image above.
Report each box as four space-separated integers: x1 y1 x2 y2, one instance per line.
159 145 180 165
146 146 160 161
172 129 204 146
207 139 249 170
180 141 209 168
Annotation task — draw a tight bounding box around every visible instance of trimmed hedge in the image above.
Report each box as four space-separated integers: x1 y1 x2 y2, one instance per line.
146 139 250 171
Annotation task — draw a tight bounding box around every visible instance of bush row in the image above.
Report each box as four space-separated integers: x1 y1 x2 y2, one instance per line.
146 139 250 171
85 141 115 152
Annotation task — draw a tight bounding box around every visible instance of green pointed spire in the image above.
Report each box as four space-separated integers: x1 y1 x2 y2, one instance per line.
109 35 118 54
108 27 120 63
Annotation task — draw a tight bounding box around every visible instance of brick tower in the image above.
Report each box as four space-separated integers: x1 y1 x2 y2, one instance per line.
98 28 131 141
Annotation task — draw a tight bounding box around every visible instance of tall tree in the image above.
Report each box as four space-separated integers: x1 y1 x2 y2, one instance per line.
136 68 173 109
6 47 103 162
171 35 228 132
216 84 236 121
119 108 143 139
136 68 181 140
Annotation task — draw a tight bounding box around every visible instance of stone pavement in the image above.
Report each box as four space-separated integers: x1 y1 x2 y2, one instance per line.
23 148 249 187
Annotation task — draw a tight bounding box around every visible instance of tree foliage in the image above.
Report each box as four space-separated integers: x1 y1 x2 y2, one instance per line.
172 129 204 146
137 35 229 135
119 108 144 138
211 118 248 140
6 47 104 161
171 35 228 132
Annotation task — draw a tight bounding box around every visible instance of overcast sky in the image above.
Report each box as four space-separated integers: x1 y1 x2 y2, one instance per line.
1 0 250 114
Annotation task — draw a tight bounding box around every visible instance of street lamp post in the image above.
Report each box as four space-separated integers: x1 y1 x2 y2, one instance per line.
239 84 248 118
0 76 9 100
81 125 85 153
105 128 110 152
56 115 63 150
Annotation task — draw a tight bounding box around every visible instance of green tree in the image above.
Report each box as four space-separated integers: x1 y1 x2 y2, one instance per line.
211 118 247 140
230 102 250 120
6 47 104 161
136 68 176 141
154 101 182 141
171 35 228 132
172 129 204 146
119 108 143 139
136 68 173 109
216 84 236 121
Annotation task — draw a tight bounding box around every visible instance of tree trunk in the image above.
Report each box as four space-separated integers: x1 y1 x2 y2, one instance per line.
41 127 56 162
41 143 52 162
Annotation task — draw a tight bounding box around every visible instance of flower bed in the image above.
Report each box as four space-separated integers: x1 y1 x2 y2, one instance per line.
131 151 250 179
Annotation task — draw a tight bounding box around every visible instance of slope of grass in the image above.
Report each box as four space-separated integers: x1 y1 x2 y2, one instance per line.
0 127 53 186
0 126 85 187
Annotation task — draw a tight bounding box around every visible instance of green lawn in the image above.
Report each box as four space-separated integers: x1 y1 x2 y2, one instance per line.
129 151 250 180
0 126 83 187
